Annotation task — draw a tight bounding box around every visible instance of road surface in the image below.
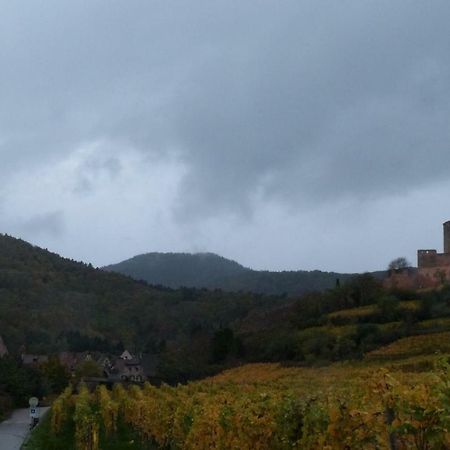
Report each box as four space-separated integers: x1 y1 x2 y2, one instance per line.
0 408 48 450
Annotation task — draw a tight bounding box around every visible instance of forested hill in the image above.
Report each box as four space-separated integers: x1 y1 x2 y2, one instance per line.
104 252 250 288
0 233 292 380
104 252 385 296
3 232 450 391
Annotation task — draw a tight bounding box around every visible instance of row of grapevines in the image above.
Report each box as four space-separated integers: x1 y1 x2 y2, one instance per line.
49 361 450 449
50 385 73 434
365 331 450 360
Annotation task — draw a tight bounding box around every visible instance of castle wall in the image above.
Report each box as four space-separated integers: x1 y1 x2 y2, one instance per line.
383 271 418 290
444 221 450 254
391 220 450 290
417 250 450 269
418 249 437 268
417 266 450 289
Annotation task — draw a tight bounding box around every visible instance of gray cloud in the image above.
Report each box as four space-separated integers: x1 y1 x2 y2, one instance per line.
1 1 450 269
73 150 123 195
2 3 449 192
169 1 450 216
18 211 65 237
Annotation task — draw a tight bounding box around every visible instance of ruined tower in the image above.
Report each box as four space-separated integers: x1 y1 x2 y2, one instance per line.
444 221 450 254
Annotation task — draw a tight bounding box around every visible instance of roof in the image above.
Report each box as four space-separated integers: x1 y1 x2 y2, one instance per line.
125 357 141 366
22 354 49 365
120 350 134 360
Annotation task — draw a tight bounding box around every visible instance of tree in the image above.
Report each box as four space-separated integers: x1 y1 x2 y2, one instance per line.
388 257 410 273
211 328 235 363
347 273 383 307
0 357 42 405
377 295 400 321
75 360 102 380
40 356 70 393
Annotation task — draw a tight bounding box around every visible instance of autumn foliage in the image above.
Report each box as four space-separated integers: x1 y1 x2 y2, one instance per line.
49 359 450 450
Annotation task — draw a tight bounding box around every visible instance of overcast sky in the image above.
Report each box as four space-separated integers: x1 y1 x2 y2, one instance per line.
1 1 450 273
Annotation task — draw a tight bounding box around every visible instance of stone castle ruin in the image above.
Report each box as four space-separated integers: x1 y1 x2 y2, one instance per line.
385 221 450 290
416 221 450 287
418 221 450 269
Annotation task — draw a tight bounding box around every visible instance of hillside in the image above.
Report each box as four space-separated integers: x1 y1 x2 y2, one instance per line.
2 232 450 385
7 232 450 449
0 234 289 381
28 275 450 449
104 252 382 295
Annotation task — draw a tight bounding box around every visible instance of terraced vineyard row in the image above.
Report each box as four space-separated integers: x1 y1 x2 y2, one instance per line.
48 358 450 450
365 331 450 360
327 300 420 321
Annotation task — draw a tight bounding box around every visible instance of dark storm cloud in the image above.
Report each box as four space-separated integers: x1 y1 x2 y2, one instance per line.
170 1 450 215
1 0 450 219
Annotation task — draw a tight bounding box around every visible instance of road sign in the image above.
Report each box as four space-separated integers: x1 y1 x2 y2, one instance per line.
30 407 40 418
29 397 39 407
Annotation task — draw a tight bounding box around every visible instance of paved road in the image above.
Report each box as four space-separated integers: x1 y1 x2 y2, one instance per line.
0 408 48 450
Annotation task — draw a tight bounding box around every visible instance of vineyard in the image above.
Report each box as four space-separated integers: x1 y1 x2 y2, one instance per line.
33 354 450 450
365 331 450 360
23 279 450 450
327 300 420 322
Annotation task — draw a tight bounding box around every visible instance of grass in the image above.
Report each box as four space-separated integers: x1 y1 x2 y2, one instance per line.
21 413 75 450
22 411 157 450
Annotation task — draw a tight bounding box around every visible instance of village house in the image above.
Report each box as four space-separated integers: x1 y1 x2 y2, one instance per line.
19 346 159 385
107 350 145 382
105 351 160 383
96 354 112 374
59 351 91 373
58 351 111 377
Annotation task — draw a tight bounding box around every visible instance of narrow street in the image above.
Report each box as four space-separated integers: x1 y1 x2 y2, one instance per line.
0 408 48 450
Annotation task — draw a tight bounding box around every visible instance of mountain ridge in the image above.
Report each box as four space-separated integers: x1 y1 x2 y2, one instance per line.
104 251 386 296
